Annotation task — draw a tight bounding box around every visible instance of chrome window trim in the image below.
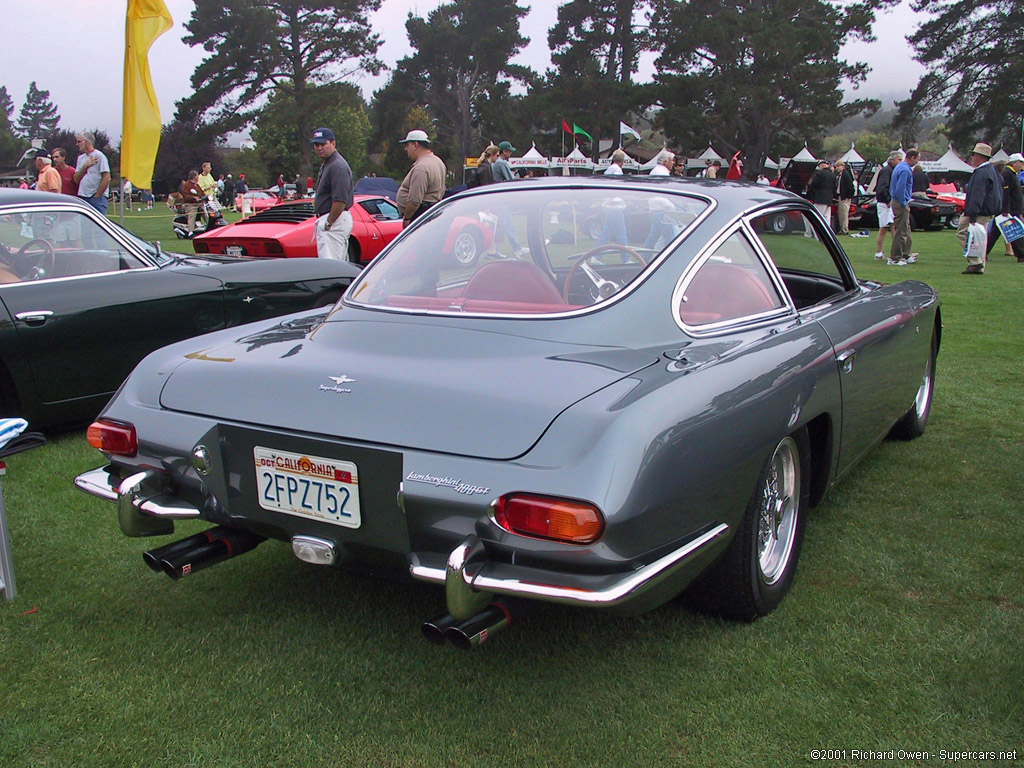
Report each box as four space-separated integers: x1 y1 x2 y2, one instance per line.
0 201 155 265
670 217 795 338
343 186 718 321
740 203 861 317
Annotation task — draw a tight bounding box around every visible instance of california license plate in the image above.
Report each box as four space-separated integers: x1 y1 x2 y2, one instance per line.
226 245 244 256
253 447 360 528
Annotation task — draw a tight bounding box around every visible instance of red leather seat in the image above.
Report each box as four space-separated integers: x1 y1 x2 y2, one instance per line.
679 262 780 325
463 260 565 306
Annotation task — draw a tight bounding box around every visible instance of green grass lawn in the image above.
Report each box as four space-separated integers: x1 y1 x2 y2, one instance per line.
0 223 1021 767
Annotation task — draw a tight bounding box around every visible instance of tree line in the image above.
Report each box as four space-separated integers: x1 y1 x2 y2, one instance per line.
2 0 1020 191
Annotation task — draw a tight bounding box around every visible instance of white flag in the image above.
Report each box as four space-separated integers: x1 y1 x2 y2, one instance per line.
619 121 641 140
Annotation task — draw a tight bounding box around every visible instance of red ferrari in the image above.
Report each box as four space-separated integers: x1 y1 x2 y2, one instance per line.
194 196 495 266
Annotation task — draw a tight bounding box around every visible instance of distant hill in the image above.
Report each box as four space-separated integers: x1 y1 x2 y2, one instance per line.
835 102 946 135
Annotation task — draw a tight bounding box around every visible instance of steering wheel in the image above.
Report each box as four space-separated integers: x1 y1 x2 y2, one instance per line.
17 239 56 280
563 244 647 304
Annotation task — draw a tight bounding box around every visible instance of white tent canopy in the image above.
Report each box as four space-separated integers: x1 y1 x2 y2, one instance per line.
790 145 818 163
509 143 549 169
838 143 865 164
548 145 594 173
685 143 726 169
763 156 780 170
991 147 1010 163
920 145 975 174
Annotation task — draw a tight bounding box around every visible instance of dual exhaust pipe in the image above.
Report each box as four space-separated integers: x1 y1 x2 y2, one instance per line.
145 527 512 648
142 526 266 580
422 602 512 650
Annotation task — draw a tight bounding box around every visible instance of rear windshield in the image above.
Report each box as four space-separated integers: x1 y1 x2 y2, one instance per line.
346 187 709 316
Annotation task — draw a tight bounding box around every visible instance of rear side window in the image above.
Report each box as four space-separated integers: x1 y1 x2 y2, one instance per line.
677 232 785 327
749 210 844 282
748 209 853 309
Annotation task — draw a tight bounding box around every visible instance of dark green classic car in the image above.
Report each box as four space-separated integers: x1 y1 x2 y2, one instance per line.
0 189 360 429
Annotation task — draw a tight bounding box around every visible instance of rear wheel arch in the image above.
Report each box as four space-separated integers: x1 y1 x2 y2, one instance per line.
804 413 833 508
686 427 811 621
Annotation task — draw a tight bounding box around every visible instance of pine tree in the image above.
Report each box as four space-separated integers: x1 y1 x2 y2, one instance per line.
178 0 384 176
373 0 534 165
541 0 653 161
893 0 1024 150
16 81 61 139
650 0 884 175
0 85 28 166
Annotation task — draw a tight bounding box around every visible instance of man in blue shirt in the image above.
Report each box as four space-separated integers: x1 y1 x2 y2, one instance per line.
888 147 917 265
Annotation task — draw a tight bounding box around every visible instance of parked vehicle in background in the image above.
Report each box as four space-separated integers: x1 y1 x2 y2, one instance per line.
194 197 496 266
0 188 360 428
848 194 959 230
235 190 280 213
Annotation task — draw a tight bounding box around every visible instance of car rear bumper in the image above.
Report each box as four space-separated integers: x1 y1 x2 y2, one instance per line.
75 464 730 612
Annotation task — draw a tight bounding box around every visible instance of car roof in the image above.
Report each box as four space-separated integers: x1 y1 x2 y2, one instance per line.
0 187 92 207
453 176 803 220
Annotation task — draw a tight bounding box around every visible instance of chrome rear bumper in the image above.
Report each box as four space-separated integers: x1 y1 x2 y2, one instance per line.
410 525 729 612
75 466 201 537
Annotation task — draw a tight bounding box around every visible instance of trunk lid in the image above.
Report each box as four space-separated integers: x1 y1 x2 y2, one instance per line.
158 318 657 459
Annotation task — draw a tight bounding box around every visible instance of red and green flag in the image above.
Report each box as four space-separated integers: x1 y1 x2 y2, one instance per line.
560 120 593 144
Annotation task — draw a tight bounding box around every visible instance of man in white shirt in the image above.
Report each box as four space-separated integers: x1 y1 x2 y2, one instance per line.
604 149 626 175
649 152 675 176
73 131 111 214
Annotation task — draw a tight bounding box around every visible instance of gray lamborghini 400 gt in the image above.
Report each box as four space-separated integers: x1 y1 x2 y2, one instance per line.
76 178 939 648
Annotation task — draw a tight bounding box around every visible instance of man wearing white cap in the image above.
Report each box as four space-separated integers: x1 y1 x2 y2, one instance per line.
397 130 446 226
988 151 1024 262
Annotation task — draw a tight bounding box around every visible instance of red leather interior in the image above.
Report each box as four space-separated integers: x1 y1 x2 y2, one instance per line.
679 261 780 326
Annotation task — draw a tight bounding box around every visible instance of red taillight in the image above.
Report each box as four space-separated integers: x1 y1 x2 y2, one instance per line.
86 419 137 456
265 241 284 255
192 240 209 253
492 493 604 545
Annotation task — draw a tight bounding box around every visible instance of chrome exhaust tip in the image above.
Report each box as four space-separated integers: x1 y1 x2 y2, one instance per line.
421 613 459 645
444 602 512 650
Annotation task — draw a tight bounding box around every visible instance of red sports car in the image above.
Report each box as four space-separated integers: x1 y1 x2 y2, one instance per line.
234 189 282 213
195 196 496 266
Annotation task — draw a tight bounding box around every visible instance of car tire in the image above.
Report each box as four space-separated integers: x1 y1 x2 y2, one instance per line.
887 327 937 440
451 228 482 267
687 429 810 621
585 218 603 241
347 237 362 265
768 213 790 235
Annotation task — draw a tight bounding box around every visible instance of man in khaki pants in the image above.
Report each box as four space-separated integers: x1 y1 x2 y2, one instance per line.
957 142 1003 274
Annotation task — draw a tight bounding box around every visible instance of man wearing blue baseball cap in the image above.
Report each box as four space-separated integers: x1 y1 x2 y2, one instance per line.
311 127 354 261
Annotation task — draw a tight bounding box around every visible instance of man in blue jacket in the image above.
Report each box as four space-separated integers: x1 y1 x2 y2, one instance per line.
959 142 1003 274
888 148 918 265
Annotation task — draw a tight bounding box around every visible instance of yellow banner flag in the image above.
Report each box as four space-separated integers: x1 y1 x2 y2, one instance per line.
122 0 173 189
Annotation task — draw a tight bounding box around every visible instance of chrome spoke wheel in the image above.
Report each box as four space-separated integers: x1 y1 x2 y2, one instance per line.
452 231 479 265
913 353 934 419
757 436 800 585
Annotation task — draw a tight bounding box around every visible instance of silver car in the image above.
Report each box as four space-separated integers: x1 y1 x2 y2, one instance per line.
75 178 939 648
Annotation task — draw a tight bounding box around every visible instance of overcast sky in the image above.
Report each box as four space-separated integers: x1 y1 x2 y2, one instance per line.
1 0 925 142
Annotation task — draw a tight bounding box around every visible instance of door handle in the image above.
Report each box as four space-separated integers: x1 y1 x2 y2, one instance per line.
14 310 54 326
836 348 856 373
